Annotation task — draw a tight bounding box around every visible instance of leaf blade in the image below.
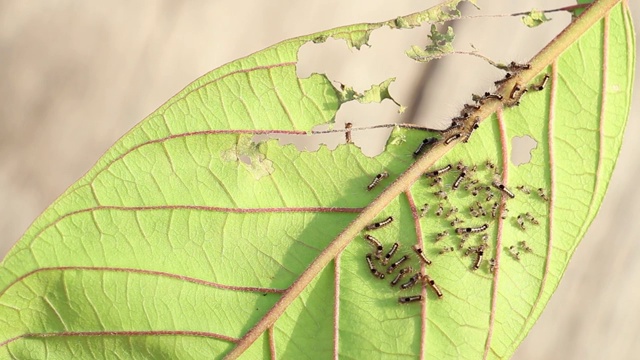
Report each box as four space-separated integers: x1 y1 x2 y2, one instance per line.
0 1 634 359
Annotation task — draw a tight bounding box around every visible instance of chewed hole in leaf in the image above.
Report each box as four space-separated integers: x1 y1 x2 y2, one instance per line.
238 155 251 165
295 27 438 151
511 135 538 166
252 133 338 152
221 135 275 179
253 101 399 157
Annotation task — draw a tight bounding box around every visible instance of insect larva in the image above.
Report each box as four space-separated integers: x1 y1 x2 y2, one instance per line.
464 246 478 257
400 272 423 290
473 252 483 271
485 192 494 202
439 246 454 254
492 181 516 199
508 245 521 261
517 215 526 230
485 160 496 170
435 203 444 217
455 224 489 235
501 208 509 220
434 190 448 200
507 85 529 107
509 84 522 99
387 255 410 274
450 217 464 226
461 103 480 116
525 212 539 225
476 201 487 217
472 245 486 271
503 61 531 72
463 119 480 143
443 121 463 133
390 267 413 286
382 242 400 266
517 185 531 194
366 216 394 230
345 122 353 144
365 254 385 279
398 295 423 304
367 172 389 191
445 206 459 218
471 186 481 196
488 258 496 273
520 241 533 253
470 207 480 218
419 203 430 217
413 137 438 158
444 133 462 145
364 235 384 260
537 188 549 201
494 72 513 86
432 176 443 186
425 164 452 177
459 233 469 248
422 274 443 298
452 168 467 190
481 234 489 244
451 115 469 126
531 74 550 91
435 230 449 242
412 245 432 266
512 88 527 107
476 92 503 104
491 202 499 218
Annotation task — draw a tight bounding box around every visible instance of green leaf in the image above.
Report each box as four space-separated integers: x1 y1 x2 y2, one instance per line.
406 24 456 62
335 78 401 108
521 9 552 28
0 1 634 359
573 1 597 18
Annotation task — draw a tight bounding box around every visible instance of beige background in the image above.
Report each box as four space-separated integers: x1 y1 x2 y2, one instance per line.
0 1 638 359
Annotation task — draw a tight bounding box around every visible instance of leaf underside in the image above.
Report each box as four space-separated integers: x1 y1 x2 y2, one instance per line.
0 1 634 359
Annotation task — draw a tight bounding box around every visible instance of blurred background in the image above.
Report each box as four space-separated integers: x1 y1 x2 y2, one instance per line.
0 1 638 359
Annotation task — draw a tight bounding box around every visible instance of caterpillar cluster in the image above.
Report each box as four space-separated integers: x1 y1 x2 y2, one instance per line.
359 65 551 304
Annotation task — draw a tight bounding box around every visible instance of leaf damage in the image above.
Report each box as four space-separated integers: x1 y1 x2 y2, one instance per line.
521 9 552 28
222 135 275 179
388 0 476 29
406 24 455 62
335 78 403 110
308 0 470 49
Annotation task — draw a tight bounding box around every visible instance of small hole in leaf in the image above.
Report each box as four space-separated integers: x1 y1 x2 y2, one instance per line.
511 135 537 166
238 155 252 165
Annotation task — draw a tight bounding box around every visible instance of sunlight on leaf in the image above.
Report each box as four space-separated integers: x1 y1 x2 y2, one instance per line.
0 0 634 359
